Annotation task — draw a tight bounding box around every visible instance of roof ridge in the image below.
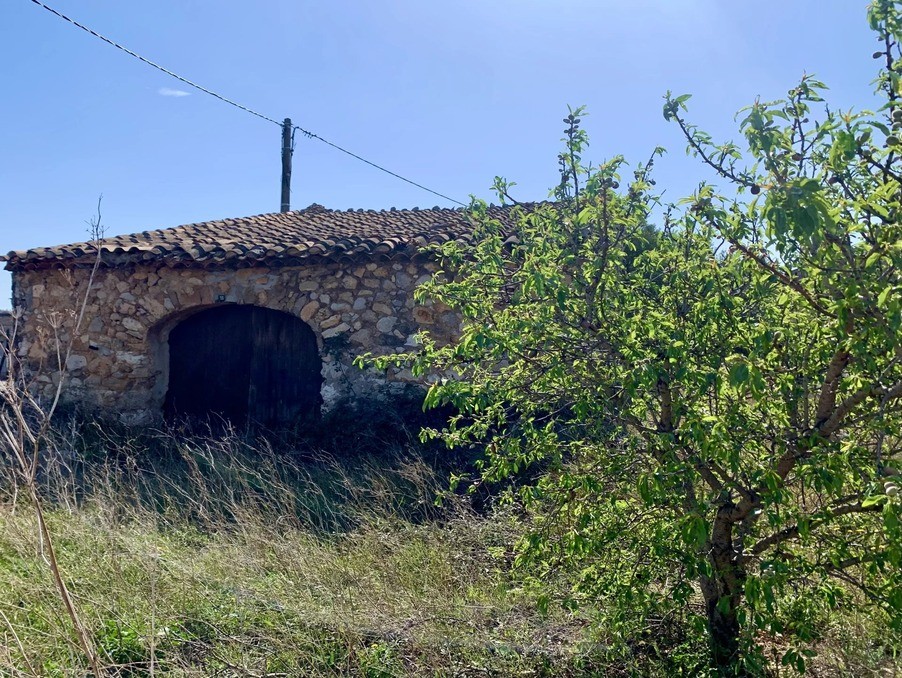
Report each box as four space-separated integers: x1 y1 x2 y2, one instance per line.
3 202 538 271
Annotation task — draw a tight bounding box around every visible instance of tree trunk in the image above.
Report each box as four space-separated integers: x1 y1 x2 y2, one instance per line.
701 506 745 674
705 590 742 671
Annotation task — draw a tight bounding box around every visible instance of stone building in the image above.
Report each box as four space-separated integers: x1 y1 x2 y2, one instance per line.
2 203 515 426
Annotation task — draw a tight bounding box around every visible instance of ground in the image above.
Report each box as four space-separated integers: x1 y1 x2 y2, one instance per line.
0 423 898 676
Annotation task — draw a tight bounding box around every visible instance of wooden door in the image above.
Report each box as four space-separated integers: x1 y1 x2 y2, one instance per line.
164 305 322 427
247 307 322 425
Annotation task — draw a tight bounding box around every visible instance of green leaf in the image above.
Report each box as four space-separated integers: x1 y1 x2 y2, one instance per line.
862 495 888 509
728 362 750 387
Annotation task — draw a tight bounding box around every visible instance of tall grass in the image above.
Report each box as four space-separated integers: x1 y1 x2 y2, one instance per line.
0 420 898 676
0 422 599 677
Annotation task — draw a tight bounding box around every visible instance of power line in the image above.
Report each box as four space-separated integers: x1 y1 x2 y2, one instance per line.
26 0 467 207
28 0 281 126
294 126 467 206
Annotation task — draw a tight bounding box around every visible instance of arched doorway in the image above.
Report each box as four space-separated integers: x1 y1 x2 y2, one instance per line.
164 305 322 427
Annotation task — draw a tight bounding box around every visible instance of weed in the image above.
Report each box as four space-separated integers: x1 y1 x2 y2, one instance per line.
0 423 898 675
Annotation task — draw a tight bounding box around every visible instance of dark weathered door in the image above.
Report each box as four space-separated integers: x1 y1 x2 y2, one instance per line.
164 305 322 427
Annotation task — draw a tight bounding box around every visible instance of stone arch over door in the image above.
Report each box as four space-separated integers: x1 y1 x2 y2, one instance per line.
163 304 322 427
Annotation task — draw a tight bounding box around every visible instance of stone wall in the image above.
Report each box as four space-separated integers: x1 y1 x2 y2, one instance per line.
0 311 12 379
10 257 456 423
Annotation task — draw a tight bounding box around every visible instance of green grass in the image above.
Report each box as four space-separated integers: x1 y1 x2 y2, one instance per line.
0 426 604 676
0 424 898 676
0 506 586 675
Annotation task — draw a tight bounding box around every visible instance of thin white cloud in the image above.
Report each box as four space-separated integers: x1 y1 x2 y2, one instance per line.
158 87 190 97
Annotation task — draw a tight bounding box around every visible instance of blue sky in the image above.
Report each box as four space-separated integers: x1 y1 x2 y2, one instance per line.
0 1 881 306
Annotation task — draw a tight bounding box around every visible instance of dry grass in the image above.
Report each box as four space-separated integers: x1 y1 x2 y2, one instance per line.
0 426 601 677
0 424 898 676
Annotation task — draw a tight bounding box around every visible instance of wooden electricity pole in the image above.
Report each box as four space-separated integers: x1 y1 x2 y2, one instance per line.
280 118 292 213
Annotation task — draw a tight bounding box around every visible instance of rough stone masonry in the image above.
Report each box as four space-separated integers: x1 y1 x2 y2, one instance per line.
2 204 520 424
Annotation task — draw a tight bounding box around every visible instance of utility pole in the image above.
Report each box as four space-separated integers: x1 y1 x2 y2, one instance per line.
280 118 292 213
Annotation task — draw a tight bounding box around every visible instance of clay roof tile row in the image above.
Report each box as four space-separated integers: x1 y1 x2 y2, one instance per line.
3 203 530 271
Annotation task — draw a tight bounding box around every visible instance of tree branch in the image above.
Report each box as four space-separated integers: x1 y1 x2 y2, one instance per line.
722 237 836 319
743 501 883 561
814 349 851 426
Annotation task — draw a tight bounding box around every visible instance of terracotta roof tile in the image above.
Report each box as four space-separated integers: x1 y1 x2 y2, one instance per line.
3 203 530 271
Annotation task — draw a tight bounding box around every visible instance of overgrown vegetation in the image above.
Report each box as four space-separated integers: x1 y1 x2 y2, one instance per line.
6 2 902 676
0 423 638 677
0 424 573 675
0 424 897 676
369 2 902 674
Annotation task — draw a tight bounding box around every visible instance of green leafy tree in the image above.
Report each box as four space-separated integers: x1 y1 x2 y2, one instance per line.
368 2 902 673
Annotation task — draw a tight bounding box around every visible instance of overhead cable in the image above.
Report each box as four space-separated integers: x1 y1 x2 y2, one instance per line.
295 127 467 206
27 0 467 206
28 0 281 125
